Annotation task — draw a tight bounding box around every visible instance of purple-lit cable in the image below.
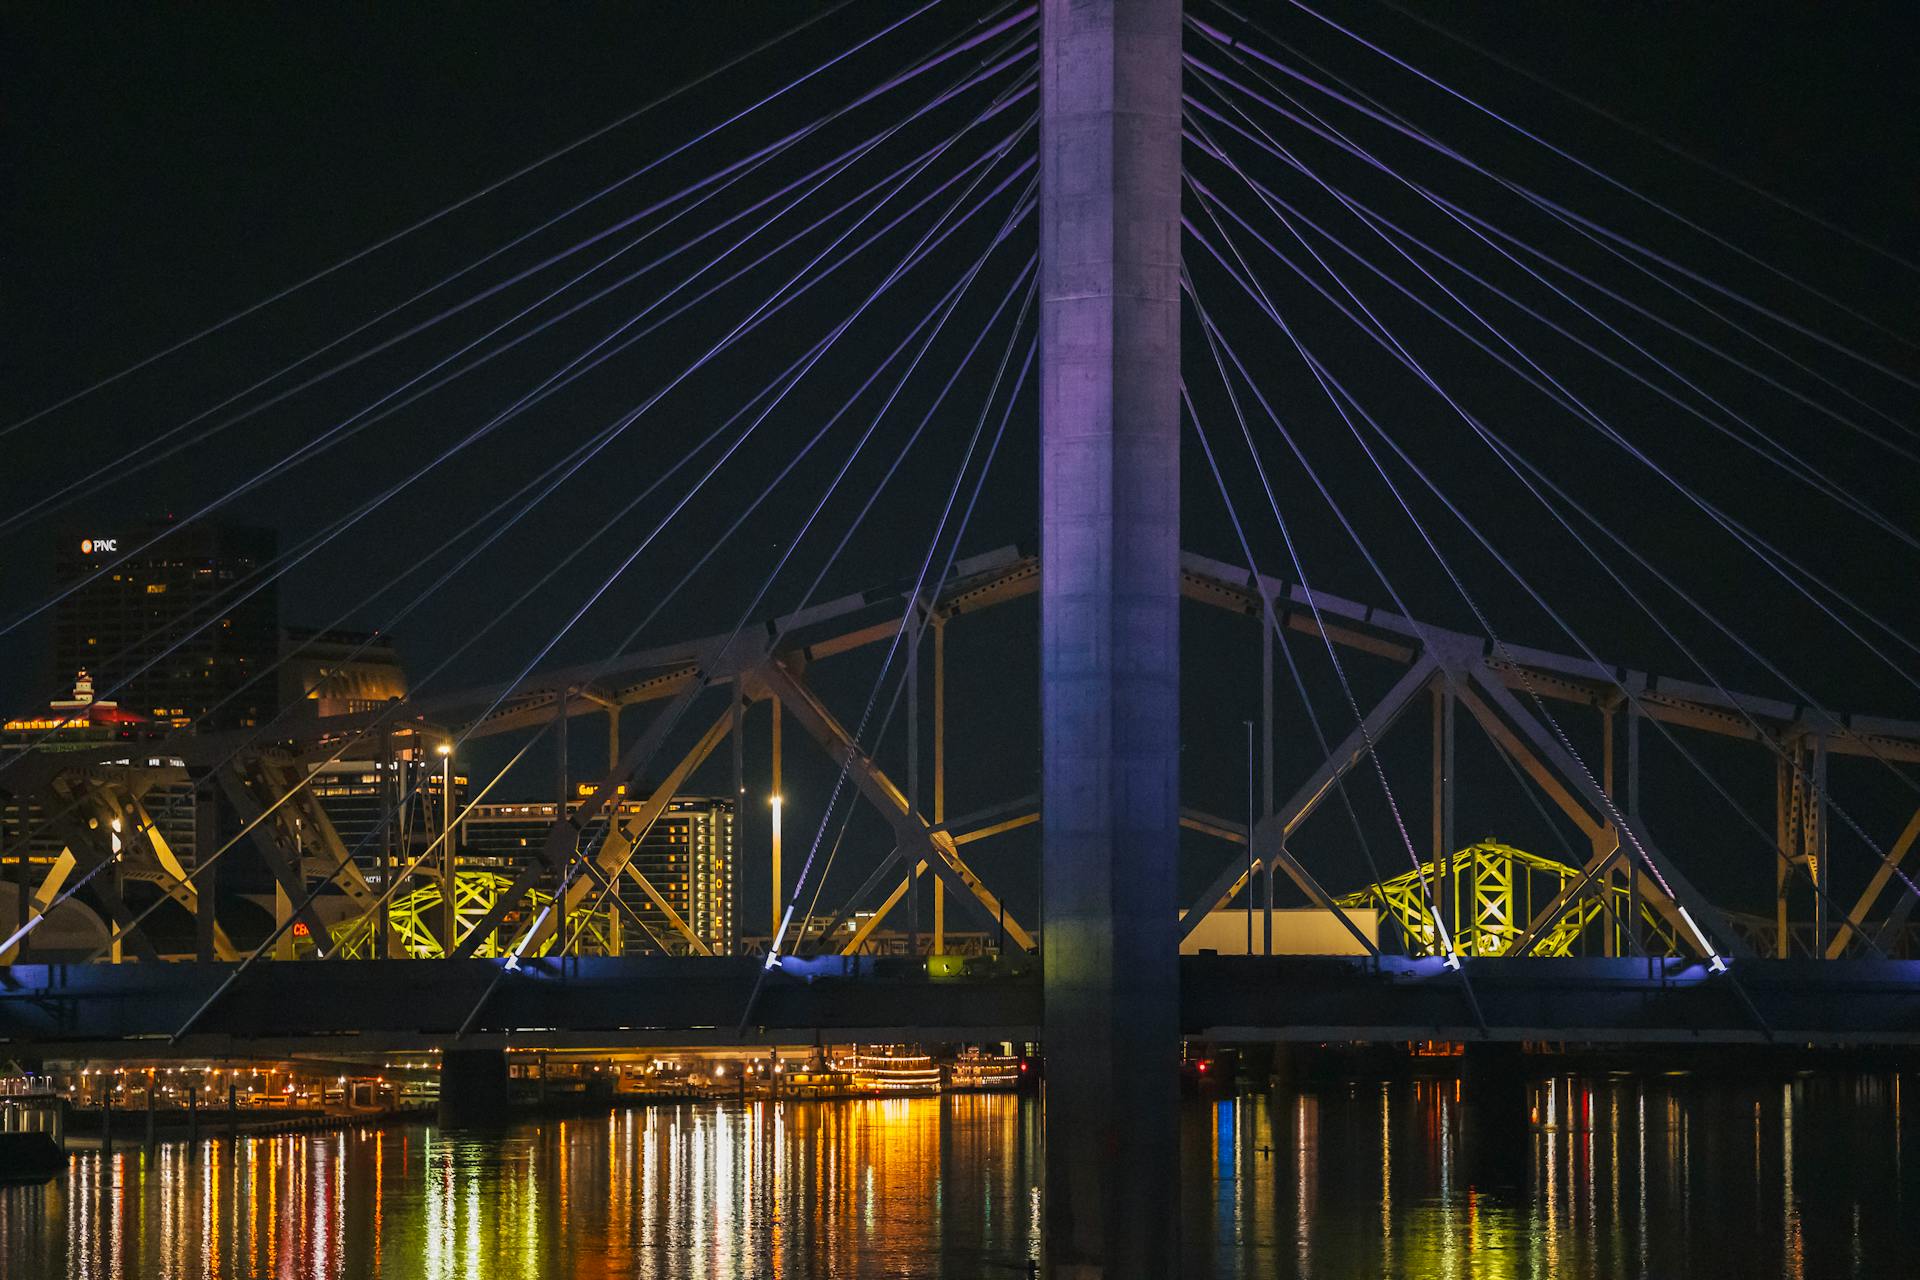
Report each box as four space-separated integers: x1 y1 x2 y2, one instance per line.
1371 0 1920 278
1188 158 1920 866
0 0 910 439
1179 122 1920 685
462 208 1038 976
1184 103 1920 724
1181 52 1920 452
1185 252 1733 966
1185 16 1920 393
14 131 1036 962
299 153 1040 965
1182 82 1920 525
1182 178 1920 921
579 252 1039 942
1179 269 1466 971
0 85 1037 851
0 56 1037 680
792 337 1036 957
158 166 1036 1005
0 8 1035 554
1186 207 1887 962
1178 380 1390 957
1210 0 1920 351
761 287 1037 979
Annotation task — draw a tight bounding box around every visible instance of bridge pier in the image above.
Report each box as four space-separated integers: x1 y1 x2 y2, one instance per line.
437 1049 511 1129
1039 0 1183 1275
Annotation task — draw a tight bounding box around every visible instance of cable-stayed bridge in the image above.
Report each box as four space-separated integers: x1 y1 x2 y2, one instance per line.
5 2 1919 1272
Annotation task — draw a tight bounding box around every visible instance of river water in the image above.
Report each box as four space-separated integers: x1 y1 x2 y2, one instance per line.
1 1073 1911 1278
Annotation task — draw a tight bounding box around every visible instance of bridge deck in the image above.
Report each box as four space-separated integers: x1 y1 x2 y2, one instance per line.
6 956 1920 1055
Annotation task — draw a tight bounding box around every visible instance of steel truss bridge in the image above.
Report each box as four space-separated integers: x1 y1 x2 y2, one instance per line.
5 543 1920 1042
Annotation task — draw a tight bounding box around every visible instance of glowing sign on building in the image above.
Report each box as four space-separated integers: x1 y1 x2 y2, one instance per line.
79 537 119 554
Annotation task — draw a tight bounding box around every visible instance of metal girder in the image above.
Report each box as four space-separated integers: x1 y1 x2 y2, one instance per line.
956 813 1039 845
467 667 700 741
54 545 1920 778
212 765 340 955
454 675 717 959
756 659 1034 952
113 786 238 962
0 848 76 964
43 793 157 963
1505 834 1622 960
1452 682 1607 844
1465 667 1752 961
1181 805 1379 958
509 706 734 958
1181 654 1438 936
1829 804 1920 958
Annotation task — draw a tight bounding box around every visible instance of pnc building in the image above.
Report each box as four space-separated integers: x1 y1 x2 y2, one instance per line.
53 521 280 730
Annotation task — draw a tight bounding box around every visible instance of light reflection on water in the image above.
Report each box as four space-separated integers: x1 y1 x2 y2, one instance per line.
1 1075 1910 1278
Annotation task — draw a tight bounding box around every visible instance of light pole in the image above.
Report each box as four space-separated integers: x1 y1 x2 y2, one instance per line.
770 793 783 943
437 742 455 954
1245 720 1255 955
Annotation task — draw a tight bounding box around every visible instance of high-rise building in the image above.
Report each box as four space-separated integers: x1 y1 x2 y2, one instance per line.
463 794 735 954
53 521 279 729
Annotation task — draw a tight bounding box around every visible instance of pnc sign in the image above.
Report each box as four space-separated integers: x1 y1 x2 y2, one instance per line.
79 537 118 555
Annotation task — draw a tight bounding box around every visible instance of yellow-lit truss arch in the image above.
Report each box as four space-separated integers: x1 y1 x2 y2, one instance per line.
1333 841 1682 958
331 870 614 960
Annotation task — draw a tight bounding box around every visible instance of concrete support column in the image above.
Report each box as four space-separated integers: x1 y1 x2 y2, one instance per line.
437 1049 511 1129
1040 0 1182 1274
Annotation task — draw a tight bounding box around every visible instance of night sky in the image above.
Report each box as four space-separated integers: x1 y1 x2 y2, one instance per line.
4 1 1917 938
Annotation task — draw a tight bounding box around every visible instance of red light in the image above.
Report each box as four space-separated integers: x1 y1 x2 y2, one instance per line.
1197 1061 1208 1073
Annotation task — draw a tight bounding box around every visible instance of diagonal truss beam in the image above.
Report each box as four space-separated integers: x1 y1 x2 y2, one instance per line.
756 658 1034 952
212 765 337 954
1830 804 1920 958
1466 667 1752 961
455 676 718 959
44 794 158 962
508 705 734 958
1181 654 1437 938
1452 683 1607 844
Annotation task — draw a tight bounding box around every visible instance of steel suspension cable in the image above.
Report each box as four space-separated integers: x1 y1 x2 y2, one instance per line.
167 183 1035 1022
270 150 1039 968
1184 181 1920 926
741 304 1034 1048
1179 131 1920 688
7 139 1035 961
0 15 1036 622
573 252 1037 942
1184 15 1920 394
1210 0 1920 348
1185 211 1868 966
0 66 1040 740
0 0 914 439
1178 381 1393 957
793 337 1035 959
1179 270 1464 971
1369 0 1920 278
1182 107 1920 812
1180 46 1920 455
1181 79 1920 537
